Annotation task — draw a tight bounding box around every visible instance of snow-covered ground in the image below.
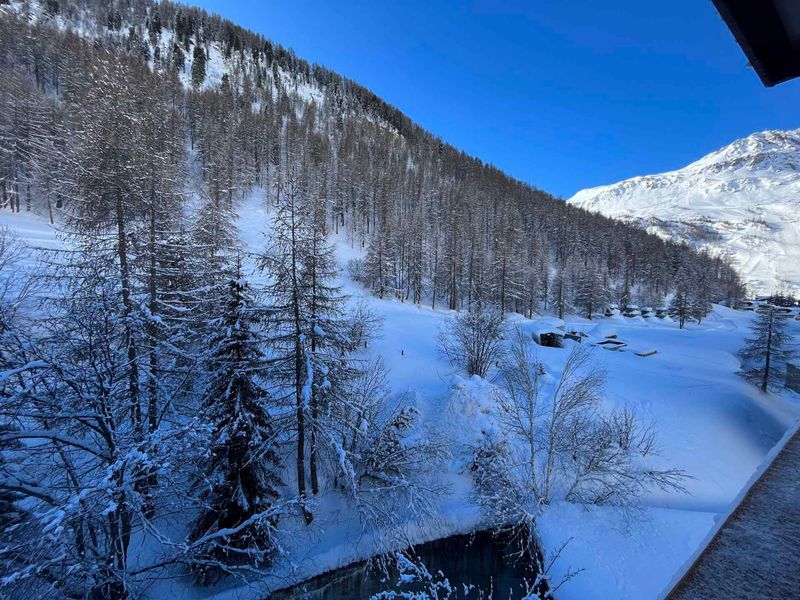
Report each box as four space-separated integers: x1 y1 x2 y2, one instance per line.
3 200 799 599
568 129 800 296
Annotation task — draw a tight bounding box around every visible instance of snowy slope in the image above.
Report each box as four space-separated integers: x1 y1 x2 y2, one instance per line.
568 129 800 295
235 196 800 599
2 204 799 599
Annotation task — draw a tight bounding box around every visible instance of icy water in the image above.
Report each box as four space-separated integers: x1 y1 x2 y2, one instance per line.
272 528 544 599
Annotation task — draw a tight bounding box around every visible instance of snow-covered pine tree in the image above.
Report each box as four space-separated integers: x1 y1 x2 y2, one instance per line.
261 151 359 514
257 164 319 515
690 265 714 324
137 75 190 509
61 56 155 518
549 264 572 320
261 162 315 521
64 54 197 514
739 305 796 392
668 263 695 329
491 208 523 313
190 189 242 347
303 188 351 496
406 191 427 304
669 287 691 328
521 232 548 318
191 44 206 88
63 54 159 439
364 225 396 300
189 255 282 584
574 262 608 320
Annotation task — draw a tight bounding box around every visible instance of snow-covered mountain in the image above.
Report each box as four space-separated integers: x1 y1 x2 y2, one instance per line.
568 129 800 295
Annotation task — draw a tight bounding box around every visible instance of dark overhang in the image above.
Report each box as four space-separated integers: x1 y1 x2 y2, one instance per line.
711 0 800 86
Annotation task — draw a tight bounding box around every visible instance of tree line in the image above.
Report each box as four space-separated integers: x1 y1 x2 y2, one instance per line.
1 0 743 321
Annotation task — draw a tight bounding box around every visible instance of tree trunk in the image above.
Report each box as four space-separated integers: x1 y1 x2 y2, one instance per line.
45 180 54 224
115 194 141 434
146 196 158 433
289 196 312 523
309 236 319 496
761 312 772 393
143 200 159 517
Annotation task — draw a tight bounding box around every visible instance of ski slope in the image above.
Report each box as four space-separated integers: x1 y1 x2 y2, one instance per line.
2 201 799 599
568 129 800 296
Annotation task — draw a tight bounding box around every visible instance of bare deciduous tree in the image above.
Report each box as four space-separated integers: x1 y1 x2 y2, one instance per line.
480 339 687 521
438 303 505 378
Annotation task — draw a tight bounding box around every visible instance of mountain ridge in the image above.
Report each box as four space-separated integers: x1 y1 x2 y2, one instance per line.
568 128 800 295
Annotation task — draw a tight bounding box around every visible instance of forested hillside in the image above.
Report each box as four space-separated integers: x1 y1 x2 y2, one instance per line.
0 0 742 314
0 1 750 598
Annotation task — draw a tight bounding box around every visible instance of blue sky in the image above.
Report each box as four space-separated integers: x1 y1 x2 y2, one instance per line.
191 0 800 198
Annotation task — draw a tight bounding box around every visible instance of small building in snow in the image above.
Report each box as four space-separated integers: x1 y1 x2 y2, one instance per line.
565 329 589 343
528 318 566 348
755 304 793 317
623 304 641 318
591 324 618 340
595 338 626 351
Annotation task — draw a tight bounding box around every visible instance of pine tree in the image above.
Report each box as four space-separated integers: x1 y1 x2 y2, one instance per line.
669 265 694 328
189 257 282 584
690 265 713 324
65 56 154 439
261 161 354 519
261 166 315 522
574 263 608 320
365 227 396 299
192 44 206 88
739 305 796 392
303 192 349 496
669 288 691 328
549 265 571 320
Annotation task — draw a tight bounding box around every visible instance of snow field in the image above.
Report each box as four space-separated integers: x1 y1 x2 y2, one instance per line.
3 199 799 599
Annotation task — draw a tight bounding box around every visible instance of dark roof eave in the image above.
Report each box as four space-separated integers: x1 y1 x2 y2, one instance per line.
711 0 800 87
711 0 775 86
